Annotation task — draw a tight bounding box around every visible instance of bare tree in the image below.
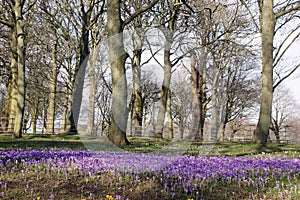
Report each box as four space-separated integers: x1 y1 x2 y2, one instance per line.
106 0 158 145
241 0 300 146
0 0 35 138
270 85 299 143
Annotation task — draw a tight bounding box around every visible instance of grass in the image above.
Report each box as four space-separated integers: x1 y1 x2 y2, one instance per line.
0 133 299 199
1 133 299 157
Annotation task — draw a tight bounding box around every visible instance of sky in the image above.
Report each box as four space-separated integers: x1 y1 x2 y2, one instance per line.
285 74 300 105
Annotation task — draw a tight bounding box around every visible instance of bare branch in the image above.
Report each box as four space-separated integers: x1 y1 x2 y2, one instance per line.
275 3 300 19
273 26 300 68
0 19 13 28
239 0 260 31
123 0 159 26
273 63 300 90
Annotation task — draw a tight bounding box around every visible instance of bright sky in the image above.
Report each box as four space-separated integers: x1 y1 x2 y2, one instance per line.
285 74 300 105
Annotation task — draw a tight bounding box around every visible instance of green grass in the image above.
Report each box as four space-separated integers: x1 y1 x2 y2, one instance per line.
1 133 299 157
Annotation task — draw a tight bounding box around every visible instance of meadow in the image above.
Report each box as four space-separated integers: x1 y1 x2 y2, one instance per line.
0 134 299 200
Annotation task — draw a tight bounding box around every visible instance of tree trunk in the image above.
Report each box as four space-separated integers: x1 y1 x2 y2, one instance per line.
253 0 275 146
179 108 184 139
61 86 74 134
155 34 173 138
131 31 143 136
31 106 38 134
12 0 26 138
46 35 58 134
210 71 220 141
86 48 96 135
71 29 89 134
8 27 18 134
166 89 173 139
190 50 206 141
4 77 13 132
107 0 130 146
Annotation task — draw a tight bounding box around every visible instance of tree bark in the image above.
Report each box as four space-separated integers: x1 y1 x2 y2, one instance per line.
71 3 91 134
166 89 173 139
86 48 96 135
11 0 26 138
131 30 143 136
155 34 173 138
190 50 206 141
210 69 221 141
107 0 130 145
253 0 275 146
8 27 18 134
46 34 58 134
31 107 38 134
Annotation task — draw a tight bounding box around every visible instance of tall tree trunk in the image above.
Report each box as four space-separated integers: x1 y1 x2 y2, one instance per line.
31 106 38 134
12 0 26 138
210 70 221 141
155 34 173 138
253 0 275 146
166 89 173 139
46 35 58 134
179 107 184 139
71 32 89 134
190 50 206 141
71 1 92 134
86 46 97 135
131 30 143 136
61 93 69 133
107 0 129 146
8 27 18 134
4 77 13 132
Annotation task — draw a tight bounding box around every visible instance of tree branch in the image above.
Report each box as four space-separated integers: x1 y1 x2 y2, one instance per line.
0 19 13 28
273 26 300 68
273 63 300 90
123 0 159 26
275 3 300 19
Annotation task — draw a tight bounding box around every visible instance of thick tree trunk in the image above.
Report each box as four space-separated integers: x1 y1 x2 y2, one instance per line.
155 35 173 138
190 50 206 141
253 0 275 146
107 0 129 146
71 25 90 134
12 0 26 138
46 36 58 134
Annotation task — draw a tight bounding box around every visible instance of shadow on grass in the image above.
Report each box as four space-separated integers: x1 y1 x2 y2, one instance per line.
0 140 86 150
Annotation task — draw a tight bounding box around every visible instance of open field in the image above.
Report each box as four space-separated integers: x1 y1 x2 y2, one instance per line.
0 134 299 199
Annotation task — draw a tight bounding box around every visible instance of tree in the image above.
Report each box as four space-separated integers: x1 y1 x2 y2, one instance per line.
151 0 193 138
270 86 299 143
106 0 158 145
0 0 35 138
39 0 105 134
251 0 300 146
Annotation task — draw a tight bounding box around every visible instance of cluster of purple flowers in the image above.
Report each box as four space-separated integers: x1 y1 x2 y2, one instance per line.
1 149 299 196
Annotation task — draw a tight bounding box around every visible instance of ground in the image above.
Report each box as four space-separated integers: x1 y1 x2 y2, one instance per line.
0 134 299 200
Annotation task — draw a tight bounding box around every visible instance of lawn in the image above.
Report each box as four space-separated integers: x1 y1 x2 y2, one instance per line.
0 134 299 199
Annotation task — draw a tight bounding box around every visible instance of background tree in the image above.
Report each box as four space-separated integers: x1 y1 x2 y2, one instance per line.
270 85 299 143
